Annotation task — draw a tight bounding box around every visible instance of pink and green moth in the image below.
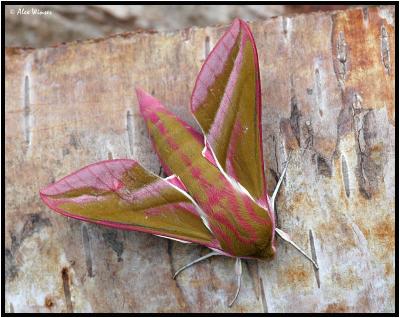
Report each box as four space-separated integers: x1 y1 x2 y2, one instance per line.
40 18 318 306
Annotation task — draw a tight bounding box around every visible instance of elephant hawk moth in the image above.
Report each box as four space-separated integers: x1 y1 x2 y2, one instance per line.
40 18 317 307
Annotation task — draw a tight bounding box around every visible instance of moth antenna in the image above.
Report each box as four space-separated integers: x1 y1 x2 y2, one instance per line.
275 228 319 270
271 152 292 211
228 258 242 307
173 251 219 279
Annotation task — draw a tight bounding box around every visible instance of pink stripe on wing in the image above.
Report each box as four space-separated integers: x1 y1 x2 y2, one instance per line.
240 20 268 202
207 29 244 148
210 210 254 245
225 119 243 180
191 19 240 112
243 195 270 227
227 191 259 242
125 179 167 202
144 202 198 217
40 160 137 196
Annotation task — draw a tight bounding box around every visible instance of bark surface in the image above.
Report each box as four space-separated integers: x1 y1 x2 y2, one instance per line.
5 6 395 313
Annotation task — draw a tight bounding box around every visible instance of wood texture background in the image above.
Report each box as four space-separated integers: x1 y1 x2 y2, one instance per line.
5 6 395 313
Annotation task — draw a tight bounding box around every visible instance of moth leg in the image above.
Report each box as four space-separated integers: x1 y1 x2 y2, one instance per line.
173 251 219 279
275 228 319 270
271 152 291 212
228 258 242 307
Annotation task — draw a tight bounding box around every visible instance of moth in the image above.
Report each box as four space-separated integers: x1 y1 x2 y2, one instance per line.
40 19 317 306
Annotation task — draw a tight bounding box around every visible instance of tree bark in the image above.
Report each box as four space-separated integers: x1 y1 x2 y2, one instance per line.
5 6 395 313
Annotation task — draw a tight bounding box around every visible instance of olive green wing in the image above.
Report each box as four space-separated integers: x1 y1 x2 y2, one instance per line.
190 19 268 207
40 159 220 249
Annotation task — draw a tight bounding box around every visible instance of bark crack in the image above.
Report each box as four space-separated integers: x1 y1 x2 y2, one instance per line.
61 267 73 313
336 31 347 88
81 225 94 277
259 277 269 313
290 97 301 147
167 241 189 311
126 110 134 156
204 36 210 58
341 155 350 198
23 75 32 148
381 25 390 74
